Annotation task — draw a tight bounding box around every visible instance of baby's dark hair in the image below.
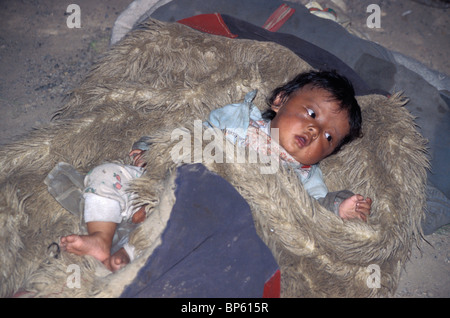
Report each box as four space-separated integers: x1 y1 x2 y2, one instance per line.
263 70 362 154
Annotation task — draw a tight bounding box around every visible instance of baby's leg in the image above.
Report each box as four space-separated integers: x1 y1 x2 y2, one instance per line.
60 221 117 264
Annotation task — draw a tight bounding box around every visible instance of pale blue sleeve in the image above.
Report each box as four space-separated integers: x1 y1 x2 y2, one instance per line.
301 165 328 200
204 90 262 139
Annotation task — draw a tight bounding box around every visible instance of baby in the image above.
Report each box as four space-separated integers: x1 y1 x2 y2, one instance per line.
206 70 372 220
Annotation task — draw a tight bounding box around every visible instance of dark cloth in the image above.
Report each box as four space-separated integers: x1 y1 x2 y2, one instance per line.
220 14 380 97
120 163 280 298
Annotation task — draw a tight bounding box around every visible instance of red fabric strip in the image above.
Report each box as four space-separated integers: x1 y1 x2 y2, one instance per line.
262 4 295 32
178 13 238 38
263 269 281 298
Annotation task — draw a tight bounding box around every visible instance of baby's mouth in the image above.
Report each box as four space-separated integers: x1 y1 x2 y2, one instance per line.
295 135 308 148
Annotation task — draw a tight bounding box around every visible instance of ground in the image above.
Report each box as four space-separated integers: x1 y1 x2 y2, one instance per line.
0 0 448 298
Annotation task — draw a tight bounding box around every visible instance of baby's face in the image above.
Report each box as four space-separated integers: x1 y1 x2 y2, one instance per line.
270 86 350 165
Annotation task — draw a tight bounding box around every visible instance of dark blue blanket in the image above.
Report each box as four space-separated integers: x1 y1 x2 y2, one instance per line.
120 164 279 298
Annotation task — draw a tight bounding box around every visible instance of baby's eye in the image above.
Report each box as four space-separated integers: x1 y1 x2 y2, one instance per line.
306 108 316 118
325 133 332 142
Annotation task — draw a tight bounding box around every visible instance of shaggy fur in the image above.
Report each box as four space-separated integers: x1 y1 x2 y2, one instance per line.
0 19 428 297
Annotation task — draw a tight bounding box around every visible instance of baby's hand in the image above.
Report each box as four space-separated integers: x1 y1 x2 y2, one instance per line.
129 149 147 167
339 194 372 222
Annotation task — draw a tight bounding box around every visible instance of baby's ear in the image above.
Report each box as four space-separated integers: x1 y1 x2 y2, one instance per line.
271 92 285 112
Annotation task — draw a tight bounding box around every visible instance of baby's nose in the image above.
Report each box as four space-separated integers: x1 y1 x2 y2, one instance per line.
308 125 319 139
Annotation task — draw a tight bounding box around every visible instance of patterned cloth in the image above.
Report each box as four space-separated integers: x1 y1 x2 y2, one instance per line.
246 118 312 180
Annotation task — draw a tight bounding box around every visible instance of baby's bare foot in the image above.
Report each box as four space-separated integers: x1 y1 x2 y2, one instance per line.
60 234 110 263
107 247 130 272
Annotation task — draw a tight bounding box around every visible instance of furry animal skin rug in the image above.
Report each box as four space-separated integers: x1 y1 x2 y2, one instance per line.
0 18 428 297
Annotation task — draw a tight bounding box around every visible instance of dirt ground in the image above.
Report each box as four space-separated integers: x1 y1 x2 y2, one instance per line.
0 0 448 298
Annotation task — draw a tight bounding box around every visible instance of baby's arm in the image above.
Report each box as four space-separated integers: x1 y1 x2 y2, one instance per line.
129 149 147 167
304 166 372 221
318 191 372 222
338 195 372 222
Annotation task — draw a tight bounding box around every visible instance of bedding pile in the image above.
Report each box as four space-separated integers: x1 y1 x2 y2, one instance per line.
0 17 428 297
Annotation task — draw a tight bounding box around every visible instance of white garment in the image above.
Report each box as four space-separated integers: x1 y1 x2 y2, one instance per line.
83 162 144 261
83 163 144 223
